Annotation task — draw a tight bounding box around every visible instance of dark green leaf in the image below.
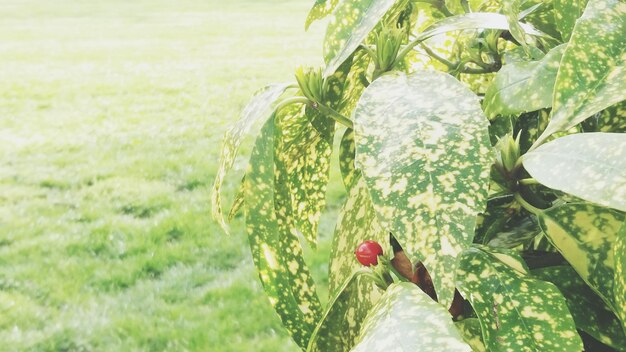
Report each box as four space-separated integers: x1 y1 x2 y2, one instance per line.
554 0 588 40
533 265 626 349
339 128 358 192
455 318 486 352
353 70 492 308
456 246 584 351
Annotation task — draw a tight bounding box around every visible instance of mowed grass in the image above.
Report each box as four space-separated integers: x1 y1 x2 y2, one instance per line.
0 1 344 350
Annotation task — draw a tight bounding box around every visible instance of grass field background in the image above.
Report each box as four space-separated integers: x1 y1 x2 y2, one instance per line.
0 1 343 350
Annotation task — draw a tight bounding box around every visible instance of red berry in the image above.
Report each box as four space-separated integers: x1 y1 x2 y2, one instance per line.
355 240 383 266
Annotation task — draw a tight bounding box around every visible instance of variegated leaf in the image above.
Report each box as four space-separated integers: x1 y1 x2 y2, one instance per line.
227 176 245 222
455 318 487 352
537 203 626 314
502 0 532 54
456 246 584 351
554 0 588 40
353 70 492 308
212 82 290 234
305 0 340 30
615 221 626 334
534 0 626 147
339 128 359 193
244 116 322 349
582 101 626 133
533 265 626 349
523 133 626 211
275 104 334 248
328 176 389 295
323 0 398 77
307 268 383 352
351 282 472 352
483 45 565 119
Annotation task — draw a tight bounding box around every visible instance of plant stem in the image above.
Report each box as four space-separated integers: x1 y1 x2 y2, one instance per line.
420 43 457 69
273 96 310 115
519 178 540 186
312 102 354 129
514 193 543 216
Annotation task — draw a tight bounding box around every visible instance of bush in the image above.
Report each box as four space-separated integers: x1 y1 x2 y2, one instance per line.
213 0 626 350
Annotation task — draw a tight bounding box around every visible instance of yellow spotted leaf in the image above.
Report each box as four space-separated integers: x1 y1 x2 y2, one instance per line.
244 115 322 349
553 0 588 41
524 133 626 211
455 318 486 352
305 0 340 30
212 82 290 234
533 0 626 147
351 282 472 352
537 203 626 314
613 221 626 334
533 265 626 349
456 246 583 351
353 70 492 308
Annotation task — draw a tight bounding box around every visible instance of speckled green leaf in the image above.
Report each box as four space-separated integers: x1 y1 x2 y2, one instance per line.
533 265 626 349
307 177 388 351
455 318 487 352
554 0 588 40
244 116 322 349
524 133 626 211
305 0 340 30
353 70 492 308
339 128 358 192
307 268 382 352
615 221 626 333
275 104 334 248
322 0 397 77
582 101 626 133
483 45 565 119
212 82 290 234
227 176 245 222
328 176 389 295
351 282 472 352
534 0 626 146
503 0 532 54
456 246 583 351
538 203 626 314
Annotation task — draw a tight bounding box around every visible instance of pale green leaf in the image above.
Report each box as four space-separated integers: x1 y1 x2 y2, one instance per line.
244 116 322 348
307 268 382 352
305 0 340 30
211 82 290 234
483 45 565 119
538 203 626 313
553 0 588 40
351 282 472 352
456 246 584 351
455 318 487 352
503 0 532 54
275 105 334 247
523 133 626 211
323 0 397 77
534 0 626 146
533 265 626 349
613 221 626 334
353 70 492 308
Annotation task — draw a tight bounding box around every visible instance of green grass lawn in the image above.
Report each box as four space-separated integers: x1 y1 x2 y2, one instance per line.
0 1 343 350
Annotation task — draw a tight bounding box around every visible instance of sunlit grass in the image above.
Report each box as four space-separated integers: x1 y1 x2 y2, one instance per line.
0 0 342 350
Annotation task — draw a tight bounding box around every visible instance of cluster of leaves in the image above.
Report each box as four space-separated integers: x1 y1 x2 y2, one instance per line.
212 0 626 350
